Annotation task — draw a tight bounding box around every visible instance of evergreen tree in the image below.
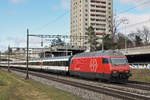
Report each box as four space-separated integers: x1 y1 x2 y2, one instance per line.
85 26 99 52
103 34 116 50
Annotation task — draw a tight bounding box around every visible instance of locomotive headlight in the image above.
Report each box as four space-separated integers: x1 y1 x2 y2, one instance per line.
125 71 129 73
112 71 117 74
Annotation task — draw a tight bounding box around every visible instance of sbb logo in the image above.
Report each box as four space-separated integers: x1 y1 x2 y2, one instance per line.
90 59 98 72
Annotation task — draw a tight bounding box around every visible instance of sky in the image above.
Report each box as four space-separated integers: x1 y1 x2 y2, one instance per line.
0 0 150 52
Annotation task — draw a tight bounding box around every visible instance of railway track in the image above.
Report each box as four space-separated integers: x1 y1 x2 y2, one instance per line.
124 82 150 91
1 67 150 100
109 82 150 91
113 80 150 91
129 80 150 85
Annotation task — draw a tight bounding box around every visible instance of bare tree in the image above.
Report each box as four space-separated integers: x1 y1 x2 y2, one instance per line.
115 33 126 49
128 32 143 47
114 33 133 49
141 26 150 45
129 26 150 45
107 15 128 40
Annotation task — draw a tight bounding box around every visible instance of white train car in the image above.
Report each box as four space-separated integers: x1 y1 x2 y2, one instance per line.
2 56 71 74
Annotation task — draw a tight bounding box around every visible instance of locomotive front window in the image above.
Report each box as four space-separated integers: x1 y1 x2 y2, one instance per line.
110 57 128 65
102 58 109 64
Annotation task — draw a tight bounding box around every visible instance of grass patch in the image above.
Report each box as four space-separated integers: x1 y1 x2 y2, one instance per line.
129 69 150 82
0 70 81 100
0 81 5 86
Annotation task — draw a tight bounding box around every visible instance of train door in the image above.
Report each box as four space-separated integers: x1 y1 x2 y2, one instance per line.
40 61 43 70
102 58 109 78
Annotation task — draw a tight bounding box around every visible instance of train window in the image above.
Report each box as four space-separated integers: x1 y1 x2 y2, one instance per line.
49 62 52 66
63 61 65 66
62 61 64 66
48 62 50 65
54 62 56 66
57 61 60 66
55 62 57 66
66 61 69 66
61 61 63 66
110 57 128 65
42 61 69 66
102 58 109 64
56 61 58 66
60 61 63 66
52 62 55 66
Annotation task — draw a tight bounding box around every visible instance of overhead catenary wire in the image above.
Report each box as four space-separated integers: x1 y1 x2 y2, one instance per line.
31 1 150 33
115 1 150 33
30 1 150 38
126 19 150 29
31 11 69 33
118 19 150 30
118 0 150 15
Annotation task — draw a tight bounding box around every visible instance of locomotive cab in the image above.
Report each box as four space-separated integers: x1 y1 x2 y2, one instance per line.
102 57 131 82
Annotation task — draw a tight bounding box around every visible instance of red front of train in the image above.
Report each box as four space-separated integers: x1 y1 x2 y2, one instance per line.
69 51 131 82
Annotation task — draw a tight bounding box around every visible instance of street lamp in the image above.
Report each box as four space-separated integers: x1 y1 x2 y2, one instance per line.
122 18 129 53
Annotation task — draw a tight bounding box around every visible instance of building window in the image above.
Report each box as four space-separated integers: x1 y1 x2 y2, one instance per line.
91 23 95 26
91 5 95 7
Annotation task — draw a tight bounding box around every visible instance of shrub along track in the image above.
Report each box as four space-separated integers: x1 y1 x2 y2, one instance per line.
1 67 150 100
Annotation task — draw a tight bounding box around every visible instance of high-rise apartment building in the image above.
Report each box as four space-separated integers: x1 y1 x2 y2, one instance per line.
70 0 113 47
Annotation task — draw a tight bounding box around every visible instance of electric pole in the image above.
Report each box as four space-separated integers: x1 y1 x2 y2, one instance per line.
26 28 29 79
0 51 1 66
8 45 10 72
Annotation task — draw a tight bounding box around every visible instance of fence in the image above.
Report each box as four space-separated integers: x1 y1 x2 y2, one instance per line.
129 63 150 69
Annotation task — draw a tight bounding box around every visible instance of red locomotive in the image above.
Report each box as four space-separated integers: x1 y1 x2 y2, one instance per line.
69 50 131 82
